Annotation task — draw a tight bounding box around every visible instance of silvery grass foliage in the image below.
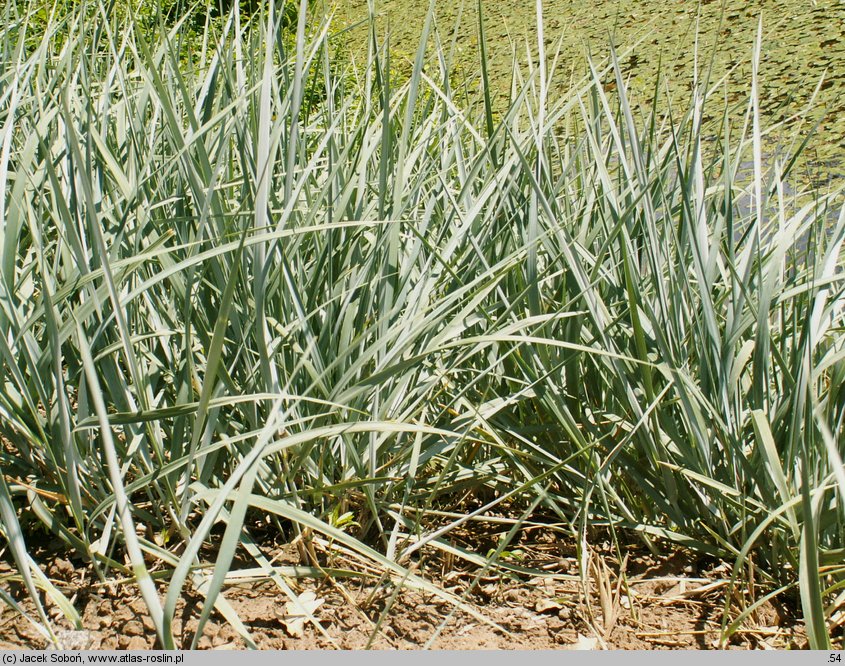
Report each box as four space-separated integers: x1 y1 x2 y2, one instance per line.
1 0 843 648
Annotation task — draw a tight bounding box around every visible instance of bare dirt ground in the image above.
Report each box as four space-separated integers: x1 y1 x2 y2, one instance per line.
0 529 819 651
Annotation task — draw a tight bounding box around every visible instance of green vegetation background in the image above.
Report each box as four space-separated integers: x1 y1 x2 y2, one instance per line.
328 0 845 186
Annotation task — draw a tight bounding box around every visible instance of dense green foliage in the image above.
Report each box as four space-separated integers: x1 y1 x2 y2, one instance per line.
0 0 843 649
3 0 304 56
334 0 845 186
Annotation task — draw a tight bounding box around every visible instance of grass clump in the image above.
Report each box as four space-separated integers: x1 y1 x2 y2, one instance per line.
0 0 843 649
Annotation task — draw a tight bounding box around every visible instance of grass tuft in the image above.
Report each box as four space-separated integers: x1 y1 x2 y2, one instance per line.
0 0 843 647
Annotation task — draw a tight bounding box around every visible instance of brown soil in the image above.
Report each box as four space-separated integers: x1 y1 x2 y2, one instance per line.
0 537 813 651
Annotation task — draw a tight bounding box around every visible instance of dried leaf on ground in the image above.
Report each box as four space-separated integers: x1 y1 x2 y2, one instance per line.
570 634 599 650
275 591 325 638
535 598 563 613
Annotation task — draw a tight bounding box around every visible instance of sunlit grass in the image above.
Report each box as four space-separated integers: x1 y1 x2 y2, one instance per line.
0 0 843 648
